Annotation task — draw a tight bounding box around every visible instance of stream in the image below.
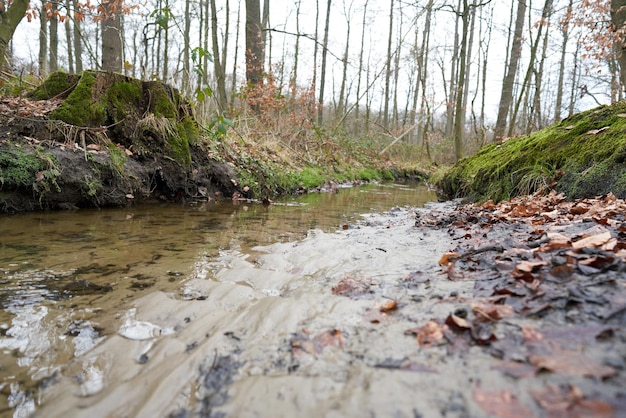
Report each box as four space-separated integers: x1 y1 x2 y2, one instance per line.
1 182 446 417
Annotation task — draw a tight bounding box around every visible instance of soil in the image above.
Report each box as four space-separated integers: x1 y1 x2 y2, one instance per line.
31 193 626 418
0 73 244 214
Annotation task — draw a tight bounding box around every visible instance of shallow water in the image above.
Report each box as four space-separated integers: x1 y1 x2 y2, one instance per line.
0 182 437 416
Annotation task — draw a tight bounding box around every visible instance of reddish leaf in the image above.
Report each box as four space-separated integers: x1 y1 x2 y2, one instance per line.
531 385 613 418
529 349 616 379
416 320 445 347
473 389 535 418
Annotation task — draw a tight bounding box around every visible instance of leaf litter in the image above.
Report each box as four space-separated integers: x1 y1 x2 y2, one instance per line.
409 191 626 417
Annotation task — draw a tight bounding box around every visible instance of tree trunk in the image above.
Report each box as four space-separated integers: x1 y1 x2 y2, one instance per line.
317 0 332 125
493 0 526 141
64 0 74 73
383 0 394 129
38 3 48 76
211 0 228 110
336 3 352 122
508 0 553 138
445 0 461 139
611 0 626 89
182 0 191 94
290 0 301 95
230 0 241 109
49 0 59 72
554 0 573 122
101 0 123 72
354 0 368 129
453 0 471 161
245 0 264 86
73 0 83 73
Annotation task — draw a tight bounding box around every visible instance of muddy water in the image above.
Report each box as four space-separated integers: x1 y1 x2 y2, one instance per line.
0 183 440 417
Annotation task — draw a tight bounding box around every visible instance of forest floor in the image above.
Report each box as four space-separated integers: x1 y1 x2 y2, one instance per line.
34 190 626 417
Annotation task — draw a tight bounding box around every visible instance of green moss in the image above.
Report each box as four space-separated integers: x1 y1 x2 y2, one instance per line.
145 82 178 118
0 147 44 186
0 146 61 199
29 71 79 100
107 145 127 175
104 81 142 122
49 71 105 126
439 103 626 201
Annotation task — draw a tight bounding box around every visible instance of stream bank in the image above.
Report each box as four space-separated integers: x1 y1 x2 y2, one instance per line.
17 190 626 418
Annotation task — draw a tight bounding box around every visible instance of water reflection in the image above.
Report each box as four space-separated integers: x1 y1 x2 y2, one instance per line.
0 182 436 416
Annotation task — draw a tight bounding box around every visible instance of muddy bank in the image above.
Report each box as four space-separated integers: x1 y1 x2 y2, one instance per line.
24 193 626 417
0 73 243 213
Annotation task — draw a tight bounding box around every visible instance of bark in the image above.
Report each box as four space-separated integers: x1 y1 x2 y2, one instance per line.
612 0 626 89
230 1 241 108
65 0 74 73
453 0 471 161
49 1 59 72
355 0 368 128
73 0 83 73
245 0 264 86
39 4 48 76
317 0 331 125
445 0 461 139
508 0 553 138
554 0 573 122
101 0 123 72
182 0 191 93
0 0 28 70
493 0 526 141
210 0 228 110
383 0 394 129
336 2 353 121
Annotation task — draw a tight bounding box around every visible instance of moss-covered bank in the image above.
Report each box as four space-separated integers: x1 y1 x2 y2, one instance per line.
439 103 626 202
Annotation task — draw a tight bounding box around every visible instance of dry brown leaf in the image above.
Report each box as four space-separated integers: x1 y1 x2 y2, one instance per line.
438 252 460 266
572 231 612 250
515 260 548 273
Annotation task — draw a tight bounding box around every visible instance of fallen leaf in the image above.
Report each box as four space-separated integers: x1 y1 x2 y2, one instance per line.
332 275 371 297
572 231 612 250
531 385 613 418
529 348 616 379
492 361 537 378
439 252 460 266
515 260 548 273
380 299 397 312
473 389 535 418
416 320 445 347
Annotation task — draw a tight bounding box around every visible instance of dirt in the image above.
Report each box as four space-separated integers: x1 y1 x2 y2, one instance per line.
0 74 244 214
27 193 626 418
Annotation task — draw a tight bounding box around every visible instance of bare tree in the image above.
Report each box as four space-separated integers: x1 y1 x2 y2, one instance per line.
317 0 332 125
493 0 527 141
383 0 394 129
245 0 264 86
211 0 228 110
101 0 123 72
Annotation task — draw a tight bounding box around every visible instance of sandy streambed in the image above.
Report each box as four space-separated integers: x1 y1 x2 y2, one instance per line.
33 198 626 417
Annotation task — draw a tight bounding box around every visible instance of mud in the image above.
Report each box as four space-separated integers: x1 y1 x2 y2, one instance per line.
3 192 625 417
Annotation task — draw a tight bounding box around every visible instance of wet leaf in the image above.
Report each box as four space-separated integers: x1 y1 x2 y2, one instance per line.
415 320 445 347
492 361 537 378
445 313 471 331
473 389 535 418
331 275 371 297
529 348 616 379
380 299 397 312
531 385 613 418
471 302 515 321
